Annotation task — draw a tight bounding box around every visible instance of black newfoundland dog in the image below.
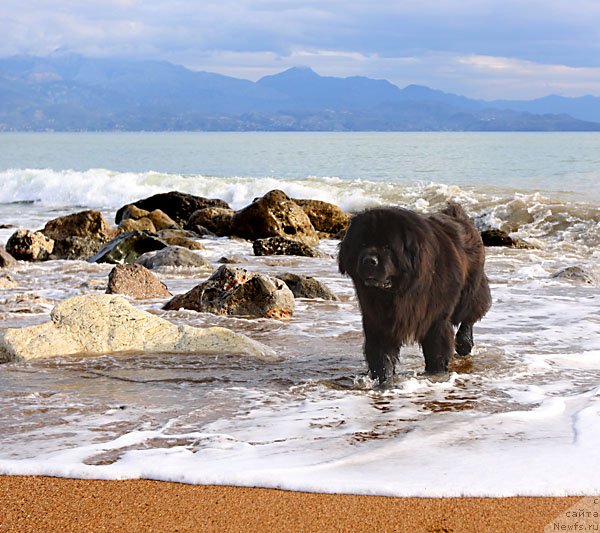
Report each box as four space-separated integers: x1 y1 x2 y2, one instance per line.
338 203 491 383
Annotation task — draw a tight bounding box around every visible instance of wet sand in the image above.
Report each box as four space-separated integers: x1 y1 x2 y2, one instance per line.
0 476 581 532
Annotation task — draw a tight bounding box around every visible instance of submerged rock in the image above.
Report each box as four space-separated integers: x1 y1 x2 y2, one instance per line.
276 273 338 300
480 229 533 249
88 231 167 264
0 293 54 314
164 265 294 320
0 273 16 289
0 294 276 363
6 230 54 261
230 190 319 246
551 266 596 284
106 264 172 299
0 246 17 269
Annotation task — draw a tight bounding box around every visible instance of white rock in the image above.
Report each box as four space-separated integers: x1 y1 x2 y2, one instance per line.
0 294 276 363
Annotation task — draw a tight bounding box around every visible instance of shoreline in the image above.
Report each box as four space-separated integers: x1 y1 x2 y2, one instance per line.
0 476 583 532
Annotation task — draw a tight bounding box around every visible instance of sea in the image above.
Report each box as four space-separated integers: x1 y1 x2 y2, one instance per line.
0 131 599 497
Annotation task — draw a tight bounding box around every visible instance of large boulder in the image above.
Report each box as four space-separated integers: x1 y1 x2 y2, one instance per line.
293 199 350 237
88 231 167 264
40 210 117 261
51 236 107 261
106 264 171 299
252 236 325 257
276 273 339 300
6 230 54 261
230 190 319 246
0 294 275 363
115 191 230 227
136 246 211 270
164 265 294 320
0 246 17 269
186 207 235 236
41 210 116 242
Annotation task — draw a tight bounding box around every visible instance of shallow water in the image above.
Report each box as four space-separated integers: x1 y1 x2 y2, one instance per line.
0 132 599 496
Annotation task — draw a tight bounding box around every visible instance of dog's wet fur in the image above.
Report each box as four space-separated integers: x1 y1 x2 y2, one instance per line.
338 203 491 383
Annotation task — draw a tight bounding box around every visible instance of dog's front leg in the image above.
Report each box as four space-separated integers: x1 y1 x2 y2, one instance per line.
363 326 398 384
421 318 454 373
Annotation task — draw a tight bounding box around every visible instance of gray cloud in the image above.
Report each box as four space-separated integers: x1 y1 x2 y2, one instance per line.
1 0 599 98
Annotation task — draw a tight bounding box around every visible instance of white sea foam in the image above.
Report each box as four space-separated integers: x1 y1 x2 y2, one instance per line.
0 242 599 497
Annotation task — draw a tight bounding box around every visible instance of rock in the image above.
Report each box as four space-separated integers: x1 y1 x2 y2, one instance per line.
480 229 533 249
187 225 217 238
551 266 596 284
6 230 54 261
41 210 117 242
0 274 16 289
119 204 149 221
136 246 211 270
186 207 235 236
119 217 157 234
0 294 276 363
276 273 339 300
230 190 319 246
0 246 17 268
120 205 179 231
157 229 202 240
88 231 167 264
293 199 350 237
40 210 117 261
253 236 325 257
115 191 230 227
164 265 294 320
154 229 206 250
159 235 205 251
106 264 171 299
218 256 242 264
50 236 107 261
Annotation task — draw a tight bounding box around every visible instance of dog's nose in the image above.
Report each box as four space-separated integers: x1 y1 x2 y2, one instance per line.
362 255 378 267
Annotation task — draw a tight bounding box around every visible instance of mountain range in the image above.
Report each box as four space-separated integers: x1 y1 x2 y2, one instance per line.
1 54 600 131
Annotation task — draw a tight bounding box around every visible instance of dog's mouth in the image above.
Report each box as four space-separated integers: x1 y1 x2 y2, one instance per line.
363 277 393 289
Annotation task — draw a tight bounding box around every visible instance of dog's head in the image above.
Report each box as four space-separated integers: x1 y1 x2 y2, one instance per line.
338 208 425 291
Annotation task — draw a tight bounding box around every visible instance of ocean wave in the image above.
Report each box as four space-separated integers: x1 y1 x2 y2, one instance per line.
1 168 598 248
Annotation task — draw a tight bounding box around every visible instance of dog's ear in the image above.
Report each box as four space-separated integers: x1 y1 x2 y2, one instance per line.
338 238 349 274
338 222 356 275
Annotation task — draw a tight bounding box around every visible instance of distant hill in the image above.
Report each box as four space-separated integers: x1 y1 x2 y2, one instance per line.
1 54 599 131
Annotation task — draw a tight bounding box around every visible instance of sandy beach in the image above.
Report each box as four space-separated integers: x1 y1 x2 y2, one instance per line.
0 476 581 532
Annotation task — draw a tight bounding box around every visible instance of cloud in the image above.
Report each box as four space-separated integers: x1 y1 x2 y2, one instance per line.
1 0 599 98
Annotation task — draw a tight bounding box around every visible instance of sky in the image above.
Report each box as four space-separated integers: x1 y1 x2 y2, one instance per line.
2 0 600 99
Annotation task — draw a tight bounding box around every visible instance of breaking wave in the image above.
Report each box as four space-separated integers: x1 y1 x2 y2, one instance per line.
1 168 598 249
